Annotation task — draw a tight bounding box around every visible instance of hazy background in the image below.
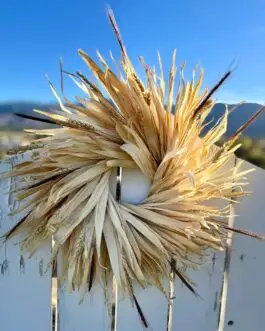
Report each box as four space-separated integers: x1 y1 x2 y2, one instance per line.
1 0 265 167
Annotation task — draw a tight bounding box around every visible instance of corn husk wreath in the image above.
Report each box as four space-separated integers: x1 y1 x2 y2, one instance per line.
1 10 265 326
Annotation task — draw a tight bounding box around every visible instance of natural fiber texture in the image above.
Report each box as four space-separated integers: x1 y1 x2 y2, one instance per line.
1 11 263 307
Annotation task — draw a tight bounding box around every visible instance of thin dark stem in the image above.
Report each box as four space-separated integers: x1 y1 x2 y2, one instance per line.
193 70 232 118
60 57 64 95
14 113 57 125
230 104 265 140
169 260 201 298
132 294 148 328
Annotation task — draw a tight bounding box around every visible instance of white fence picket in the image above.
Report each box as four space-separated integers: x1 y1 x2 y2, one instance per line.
116 282 169 331
223 162 265 331
171 250 225 331
57 258 110 331
171 155 236 331
0 155 53 331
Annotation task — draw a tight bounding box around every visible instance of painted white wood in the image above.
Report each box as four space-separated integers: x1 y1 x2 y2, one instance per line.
171 250 224 331
218 184 236 331
57 259 109 331
116 282 169 331
171 155 236 331
0 155 52 331
224 161 265 331
109 168 151 204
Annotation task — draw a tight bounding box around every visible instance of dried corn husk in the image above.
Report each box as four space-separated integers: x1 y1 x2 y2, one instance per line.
1 10 265 324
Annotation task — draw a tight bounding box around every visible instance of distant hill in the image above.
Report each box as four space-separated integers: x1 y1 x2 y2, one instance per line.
0 102 55 114
206 103 264 138
0 102 55 131
0 101 264 137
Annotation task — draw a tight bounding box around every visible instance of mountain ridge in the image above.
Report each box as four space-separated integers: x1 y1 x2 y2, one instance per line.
0 101 264 137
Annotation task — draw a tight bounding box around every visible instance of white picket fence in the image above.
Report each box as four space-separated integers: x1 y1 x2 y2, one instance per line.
0 154 265 331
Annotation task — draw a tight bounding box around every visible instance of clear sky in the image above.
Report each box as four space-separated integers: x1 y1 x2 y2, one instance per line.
1 0 265 104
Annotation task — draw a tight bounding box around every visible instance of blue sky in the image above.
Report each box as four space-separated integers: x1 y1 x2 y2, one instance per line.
1 0 265 104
